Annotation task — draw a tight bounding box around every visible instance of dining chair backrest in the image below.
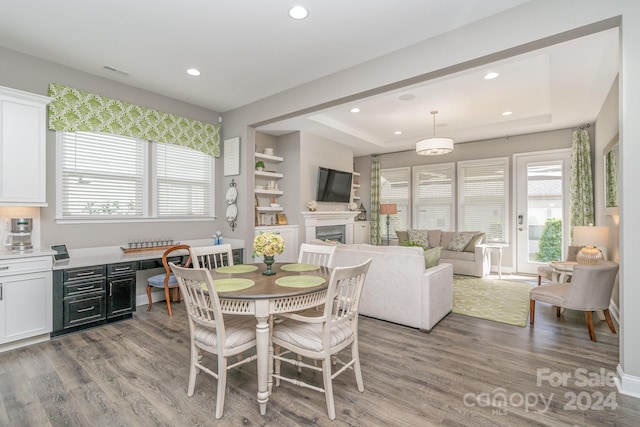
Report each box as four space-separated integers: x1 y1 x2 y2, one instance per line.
323 258 372 329
298 243 337 267
169 263 225 337
190 244 234 269
161 244 192 278
562 261 619 311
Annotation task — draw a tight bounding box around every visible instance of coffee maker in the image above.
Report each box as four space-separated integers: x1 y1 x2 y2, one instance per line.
3 217 33 251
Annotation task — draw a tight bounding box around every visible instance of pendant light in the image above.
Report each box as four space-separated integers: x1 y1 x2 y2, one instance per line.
416 110 454 155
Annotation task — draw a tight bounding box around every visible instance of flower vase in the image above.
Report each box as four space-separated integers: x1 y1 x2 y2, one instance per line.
263 255 276 276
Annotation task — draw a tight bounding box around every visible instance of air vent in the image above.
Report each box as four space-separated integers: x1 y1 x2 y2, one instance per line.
102 65 130 76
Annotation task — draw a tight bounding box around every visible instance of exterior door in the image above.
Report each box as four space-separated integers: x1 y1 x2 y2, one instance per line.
514 150 571 274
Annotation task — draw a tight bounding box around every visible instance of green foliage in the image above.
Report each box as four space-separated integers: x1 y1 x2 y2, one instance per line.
255 160 265 169
535 218 562 262
401 240 426 249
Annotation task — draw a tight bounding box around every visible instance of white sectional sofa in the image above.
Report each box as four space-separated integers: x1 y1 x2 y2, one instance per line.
327 243 454 332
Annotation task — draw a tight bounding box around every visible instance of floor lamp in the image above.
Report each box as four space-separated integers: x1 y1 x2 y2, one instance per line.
379 203 397 246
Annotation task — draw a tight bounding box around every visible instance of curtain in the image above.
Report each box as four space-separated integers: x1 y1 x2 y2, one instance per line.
370 156 381 245
569 129 594 231
48 83 220 157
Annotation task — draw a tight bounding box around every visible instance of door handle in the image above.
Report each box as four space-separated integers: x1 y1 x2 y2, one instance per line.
518 214 523 225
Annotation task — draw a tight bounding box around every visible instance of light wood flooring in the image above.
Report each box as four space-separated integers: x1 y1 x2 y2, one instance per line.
1 294 639 426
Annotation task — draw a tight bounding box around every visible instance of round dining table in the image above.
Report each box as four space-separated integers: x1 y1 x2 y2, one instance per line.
209 262 331 415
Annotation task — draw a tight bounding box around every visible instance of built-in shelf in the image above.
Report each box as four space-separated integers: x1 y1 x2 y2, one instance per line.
255 170 284 179
353 196 361 200
255 189 284 195
255 152 283 162
256 207 284 212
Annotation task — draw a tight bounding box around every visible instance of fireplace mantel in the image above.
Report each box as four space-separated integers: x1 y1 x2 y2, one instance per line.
301 211 359 243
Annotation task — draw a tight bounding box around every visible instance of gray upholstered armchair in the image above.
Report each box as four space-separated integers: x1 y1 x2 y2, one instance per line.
529 261 619 341
536 245 582 285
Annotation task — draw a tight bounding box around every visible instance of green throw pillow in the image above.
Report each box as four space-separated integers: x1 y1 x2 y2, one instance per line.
424 246 442 268
401 240 426 249
463 232 484 252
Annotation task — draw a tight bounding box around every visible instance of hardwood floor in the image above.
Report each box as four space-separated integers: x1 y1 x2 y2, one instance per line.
1 299 639 426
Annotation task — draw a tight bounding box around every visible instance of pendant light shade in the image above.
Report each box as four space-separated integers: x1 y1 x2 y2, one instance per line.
416 111 454 155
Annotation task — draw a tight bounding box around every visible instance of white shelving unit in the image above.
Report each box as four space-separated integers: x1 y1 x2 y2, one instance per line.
254 152 284 224
352 171 361 202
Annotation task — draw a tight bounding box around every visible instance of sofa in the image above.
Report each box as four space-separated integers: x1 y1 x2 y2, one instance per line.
396 229 488 277
325 242 454 332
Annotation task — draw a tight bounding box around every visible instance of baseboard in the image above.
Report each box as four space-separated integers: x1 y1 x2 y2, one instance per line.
616 364 640 399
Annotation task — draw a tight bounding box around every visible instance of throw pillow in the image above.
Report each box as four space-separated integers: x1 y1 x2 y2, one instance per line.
401 240 426 249
408 229 429 248
447 232 476 252
463 232 484 252
424 246 442 269
396 230 410 245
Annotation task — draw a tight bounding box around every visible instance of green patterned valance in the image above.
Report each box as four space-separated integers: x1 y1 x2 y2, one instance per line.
48 83 220 157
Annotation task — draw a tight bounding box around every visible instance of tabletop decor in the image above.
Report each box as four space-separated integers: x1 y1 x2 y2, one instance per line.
280 263 321 272
307 200 318 211
275 275 326 288
211 278 256 292
253 231 285 275
215 265 259 274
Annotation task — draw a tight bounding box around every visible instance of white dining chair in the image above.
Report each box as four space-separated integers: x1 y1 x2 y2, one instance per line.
189 244 234 269
272 258 372 420
298 243 337 267
169 263 257 419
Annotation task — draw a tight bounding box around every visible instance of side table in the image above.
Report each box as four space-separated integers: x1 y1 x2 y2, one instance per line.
479 244 503 279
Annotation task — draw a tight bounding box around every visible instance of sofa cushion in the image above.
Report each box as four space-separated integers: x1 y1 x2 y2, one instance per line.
396 230 409 245
424 246 442 268
447 232 477 251
408 229 430 247
428 230 442 247
463 232 485 252
441 249 476 262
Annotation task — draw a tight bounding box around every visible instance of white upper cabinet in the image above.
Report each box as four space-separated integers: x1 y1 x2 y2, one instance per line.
0 86 51 206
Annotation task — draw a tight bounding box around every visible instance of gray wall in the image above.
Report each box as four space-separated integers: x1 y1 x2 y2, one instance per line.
0 46 224 249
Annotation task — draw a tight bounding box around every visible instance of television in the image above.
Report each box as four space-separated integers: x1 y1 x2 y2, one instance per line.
315 167 353 203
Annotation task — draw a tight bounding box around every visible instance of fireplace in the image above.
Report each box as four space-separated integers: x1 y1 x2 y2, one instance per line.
301 211 359 244
316 225 345 243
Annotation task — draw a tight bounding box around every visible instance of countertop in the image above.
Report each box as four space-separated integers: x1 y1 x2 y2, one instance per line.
1 238 244 269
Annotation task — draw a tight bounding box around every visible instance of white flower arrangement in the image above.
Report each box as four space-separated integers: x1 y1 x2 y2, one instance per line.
307 200 318 211
348 202 358 211
252 232 285 258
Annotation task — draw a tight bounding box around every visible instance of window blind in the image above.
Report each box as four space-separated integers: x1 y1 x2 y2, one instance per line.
413 163 455 230
380 167 410 236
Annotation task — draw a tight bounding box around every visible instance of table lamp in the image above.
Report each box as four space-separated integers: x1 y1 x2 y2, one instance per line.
379 203 397 246
573 225 609 265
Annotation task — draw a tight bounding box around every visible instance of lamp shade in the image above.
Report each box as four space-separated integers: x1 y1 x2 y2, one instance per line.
573 226 609 248
416 137 454 156
379 203 397 215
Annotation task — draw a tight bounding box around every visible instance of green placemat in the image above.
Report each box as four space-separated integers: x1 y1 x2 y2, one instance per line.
275 275 326 288
280 263 321 272
212 278 255 292
215 264 258 274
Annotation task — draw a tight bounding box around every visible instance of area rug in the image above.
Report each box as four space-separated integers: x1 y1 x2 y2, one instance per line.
452 275 533 327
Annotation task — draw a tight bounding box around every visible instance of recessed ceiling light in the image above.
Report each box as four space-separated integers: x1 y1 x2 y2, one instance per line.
289 6 308 20
502 111 513 116
398 94 415 101
187 68 201 76
484 72 499 80
350 107 360 113
394 131 402 135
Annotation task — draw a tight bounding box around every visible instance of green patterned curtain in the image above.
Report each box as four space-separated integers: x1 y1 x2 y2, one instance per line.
370 156 381 245
48 83 220 157
569 129 594 231
605 147 618 208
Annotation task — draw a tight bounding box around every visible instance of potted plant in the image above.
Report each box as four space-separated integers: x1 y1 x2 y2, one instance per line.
255 160 265 171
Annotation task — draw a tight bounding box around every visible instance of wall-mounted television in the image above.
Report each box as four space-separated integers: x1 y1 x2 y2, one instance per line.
316 167 353 203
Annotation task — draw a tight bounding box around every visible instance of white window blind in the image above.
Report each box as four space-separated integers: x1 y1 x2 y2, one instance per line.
413 163 455 231
380 167 410 238
458 158 509 242
60 132 145 217
155 142 213 216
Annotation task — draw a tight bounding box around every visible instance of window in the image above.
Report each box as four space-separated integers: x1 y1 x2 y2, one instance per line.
413 163 455 231
380 167 410 240
57 131 214 221
458 158 509 242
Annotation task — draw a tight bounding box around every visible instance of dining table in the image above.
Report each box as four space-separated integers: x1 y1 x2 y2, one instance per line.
209 262 331 415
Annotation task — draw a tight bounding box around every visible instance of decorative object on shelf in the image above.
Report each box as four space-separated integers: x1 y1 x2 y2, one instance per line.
416 110 454 156
276 213 288 225
226 179 238 231
348 202 358 211
264 147 274 156
253 231 285 276
121 238 177 253
307 200 317 211
573 224 609 265
379 203 397 246
357 203 367 221
255 160 265 171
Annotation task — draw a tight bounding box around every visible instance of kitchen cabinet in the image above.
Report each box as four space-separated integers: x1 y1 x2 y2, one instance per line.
0 256 53 349
255 225 298 263
353 221 370 244
0 86 51 206
107 262 136 318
